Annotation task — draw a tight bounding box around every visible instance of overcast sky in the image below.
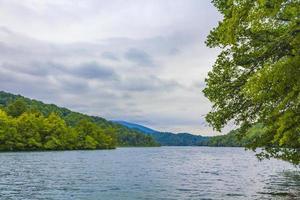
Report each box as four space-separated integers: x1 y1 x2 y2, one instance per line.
0 0 232 135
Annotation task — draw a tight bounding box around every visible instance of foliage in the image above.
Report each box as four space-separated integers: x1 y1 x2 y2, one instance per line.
208 130 244 147
6 98 27 117
0 108 117 150
204 0 300 164
207 124 265 147
0 91 159 149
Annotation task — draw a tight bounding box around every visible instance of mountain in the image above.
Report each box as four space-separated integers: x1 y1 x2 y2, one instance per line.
113 121 158 134
0 91 159 147
113 121 209 146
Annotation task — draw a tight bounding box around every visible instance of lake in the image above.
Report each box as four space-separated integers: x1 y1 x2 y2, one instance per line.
0 147 299 200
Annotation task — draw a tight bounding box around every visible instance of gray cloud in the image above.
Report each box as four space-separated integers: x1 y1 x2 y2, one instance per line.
56 76 90 94
0 0 223 135
117 75 181 92
124 48 155 67
72 62 118 80
168 48 180 56
1 62 62 77
0 67 59 101
101 51 119 61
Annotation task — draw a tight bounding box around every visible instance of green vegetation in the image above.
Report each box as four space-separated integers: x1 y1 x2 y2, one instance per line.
208 124 266 147
208 130 244 147
204 0 300 164
0 108 116 150
0 91 159 150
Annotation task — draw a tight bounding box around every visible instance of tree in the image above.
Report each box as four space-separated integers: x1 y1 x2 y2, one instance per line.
204 0 300 164
43 113 69 150
75 119 116 149
16 112 43 150
0 109 21 150
6 98 27 117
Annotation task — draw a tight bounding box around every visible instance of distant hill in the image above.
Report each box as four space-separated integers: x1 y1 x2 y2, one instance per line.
0 91 159 147
113 121 158 134
113 121 209 146
207 124 264 147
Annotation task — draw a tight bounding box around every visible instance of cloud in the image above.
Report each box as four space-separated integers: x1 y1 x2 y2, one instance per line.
101 51 119 61
0 1 224 135
1 62 62 77
168 48 180 55
117 75 181 92
54 75 90 94
72 62 118 80
124 48 155 67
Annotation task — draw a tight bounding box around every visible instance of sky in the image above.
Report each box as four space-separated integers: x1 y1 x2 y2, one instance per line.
0 0 232 136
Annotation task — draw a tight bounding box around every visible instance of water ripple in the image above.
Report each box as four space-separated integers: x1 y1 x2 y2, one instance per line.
0 147 299 200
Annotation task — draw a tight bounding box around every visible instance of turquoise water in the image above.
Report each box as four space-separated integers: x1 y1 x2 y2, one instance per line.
0 147 299 200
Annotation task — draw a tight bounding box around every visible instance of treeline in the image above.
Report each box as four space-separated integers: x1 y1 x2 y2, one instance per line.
207 124 266 148
0 101 116 150
0 91 159 150
147 132 209 146
207 130 244 147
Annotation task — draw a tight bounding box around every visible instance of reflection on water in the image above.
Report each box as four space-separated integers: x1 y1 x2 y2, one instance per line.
0 147 299 200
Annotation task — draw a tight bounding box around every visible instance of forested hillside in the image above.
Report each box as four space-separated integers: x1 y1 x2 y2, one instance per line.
0 91 267 150
207 124 267 148
0 91 159 150
115 121 210 146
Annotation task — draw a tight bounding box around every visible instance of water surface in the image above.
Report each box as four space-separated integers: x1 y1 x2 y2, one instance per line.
0 147 299 200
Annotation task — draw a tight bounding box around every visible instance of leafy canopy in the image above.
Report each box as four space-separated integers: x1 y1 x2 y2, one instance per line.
204 0 300 164
0 107 117 151
6 98 27 117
